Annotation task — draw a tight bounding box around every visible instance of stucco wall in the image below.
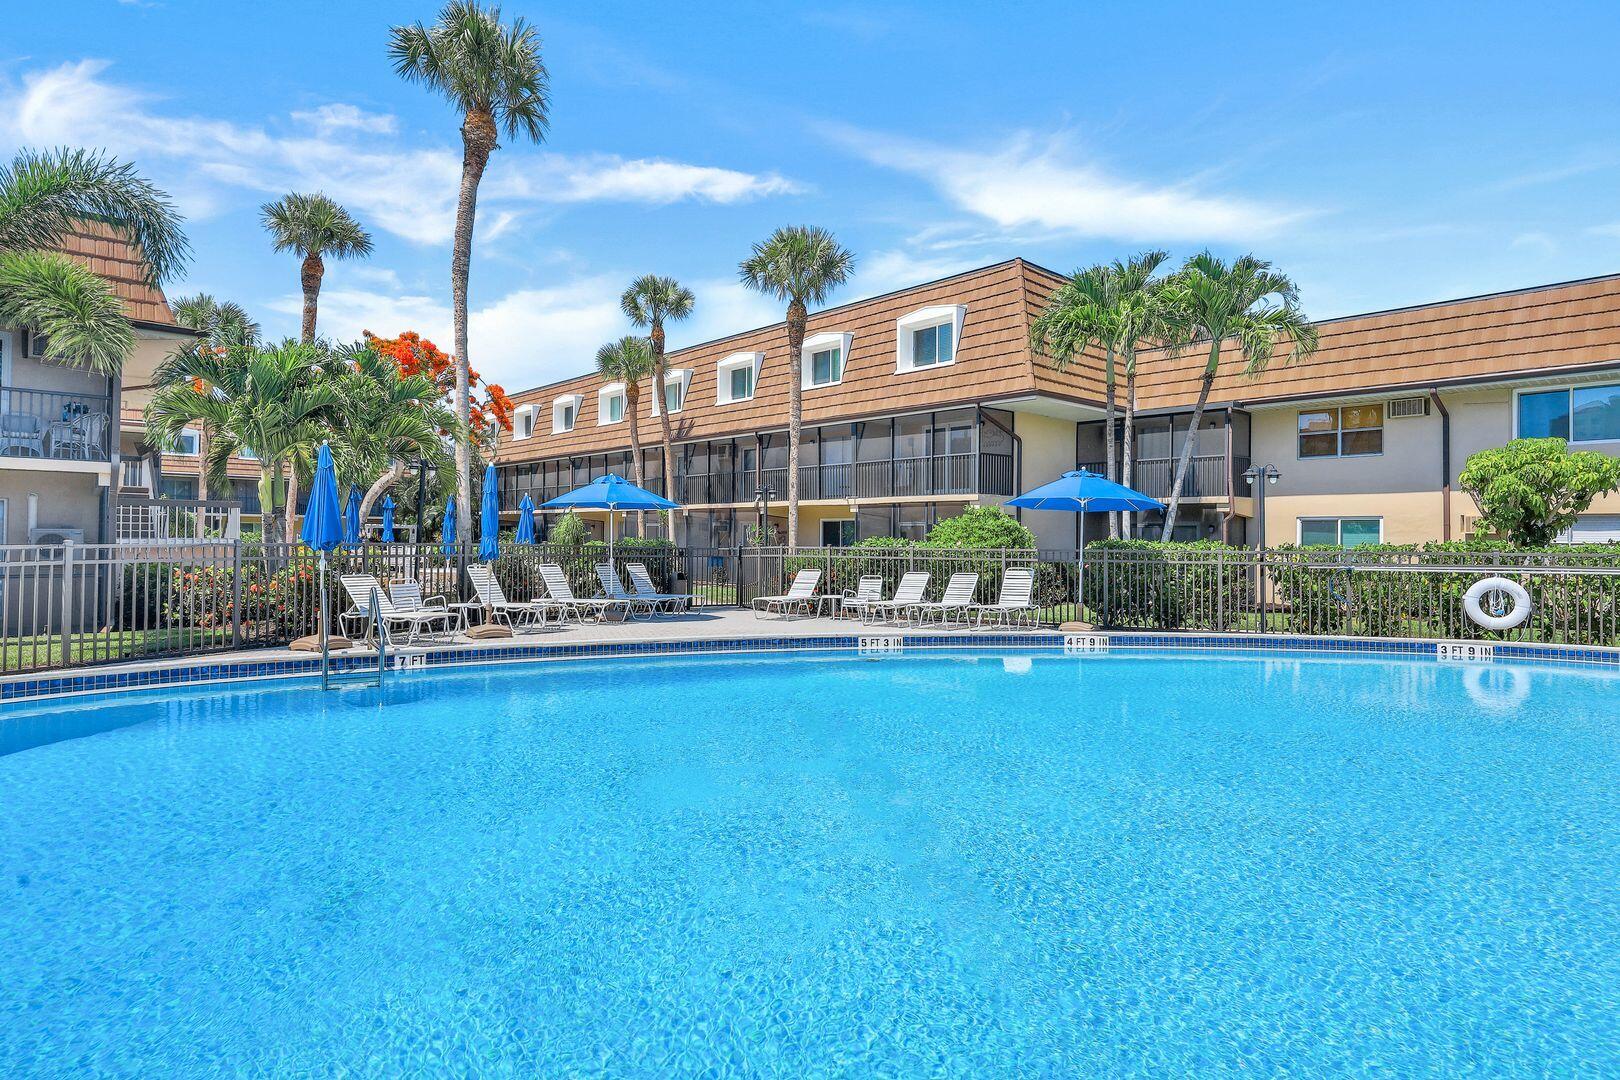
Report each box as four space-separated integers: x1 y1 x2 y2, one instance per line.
1006 411 1079 548
0 472 106 543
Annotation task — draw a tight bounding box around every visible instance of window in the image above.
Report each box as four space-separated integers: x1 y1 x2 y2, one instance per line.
552 395 581 434
1298 404 1383 458
801 332 851 389
513 405 538 441
1518 384 1620 443
1298 517 1382 547
160 476 199 500
597 384 625 426
716 351 762 404
174 427 200 455
895 305 966 373
652 370 691 415
820 519 857 547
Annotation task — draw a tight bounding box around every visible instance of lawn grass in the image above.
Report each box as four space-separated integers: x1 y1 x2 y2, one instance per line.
1 627 232 672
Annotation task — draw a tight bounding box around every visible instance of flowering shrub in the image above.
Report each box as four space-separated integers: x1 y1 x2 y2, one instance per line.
163 557 321 641
363 329 513 442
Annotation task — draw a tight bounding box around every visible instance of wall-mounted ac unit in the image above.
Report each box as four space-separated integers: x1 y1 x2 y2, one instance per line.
1388 396 1430 418
29 527 85 545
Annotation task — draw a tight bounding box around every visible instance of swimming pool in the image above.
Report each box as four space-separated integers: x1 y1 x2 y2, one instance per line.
2 649 1616 1074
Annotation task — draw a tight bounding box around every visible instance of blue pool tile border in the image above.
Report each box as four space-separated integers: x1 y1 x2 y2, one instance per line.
2 630 1617 703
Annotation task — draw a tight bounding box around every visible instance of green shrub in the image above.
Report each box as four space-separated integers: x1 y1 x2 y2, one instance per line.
1082 538 1250 630
549 511 591 548
923 506 1037 550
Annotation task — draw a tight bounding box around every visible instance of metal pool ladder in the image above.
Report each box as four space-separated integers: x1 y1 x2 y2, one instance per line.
321 587 388 693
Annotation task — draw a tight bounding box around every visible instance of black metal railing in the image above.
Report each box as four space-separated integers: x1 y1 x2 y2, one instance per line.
0 386 114 462
1081 454 1230 500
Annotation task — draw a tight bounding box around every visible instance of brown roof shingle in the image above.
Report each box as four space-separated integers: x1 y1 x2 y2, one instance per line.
49 219 180 327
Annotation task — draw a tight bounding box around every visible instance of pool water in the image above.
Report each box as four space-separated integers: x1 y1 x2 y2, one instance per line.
1 650 1616 1075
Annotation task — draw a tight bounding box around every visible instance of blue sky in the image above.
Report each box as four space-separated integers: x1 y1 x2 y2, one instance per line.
6 2 1620 393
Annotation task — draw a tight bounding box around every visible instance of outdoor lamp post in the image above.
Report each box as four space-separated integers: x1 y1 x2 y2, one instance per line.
753 484 776 545
1242 464 1282 617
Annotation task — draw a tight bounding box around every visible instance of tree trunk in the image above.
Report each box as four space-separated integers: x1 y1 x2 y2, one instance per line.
299 253 324 344
196 424 211 502
283 460 301 544
626 382 645 534
785 298 806 550
1160 350 1219 540
451 109 497 554
650 322 676 540
1122 366 1137 538
1104 346 1118 539
257 465 277 545
360 459 407 522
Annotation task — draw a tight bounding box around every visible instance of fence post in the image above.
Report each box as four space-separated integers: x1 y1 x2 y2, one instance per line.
59 539 74 666
231 540 243 648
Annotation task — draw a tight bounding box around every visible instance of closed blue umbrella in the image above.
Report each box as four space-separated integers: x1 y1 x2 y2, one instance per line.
380 495 396 542
299 442 343 688
342 484 361 548
515 493 536 545
542 473 679 563
441 496 457 557
1007 470 1165 626
479 463 500 562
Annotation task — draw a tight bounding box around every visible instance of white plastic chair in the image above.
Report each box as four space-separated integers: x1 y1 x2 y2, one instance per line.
751 568 823 619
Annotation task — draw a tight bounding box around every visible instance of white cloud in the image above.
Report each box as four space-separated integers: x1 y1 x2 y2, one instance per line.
1510 231 1557 256
825 124 1300 243
1 60 802 245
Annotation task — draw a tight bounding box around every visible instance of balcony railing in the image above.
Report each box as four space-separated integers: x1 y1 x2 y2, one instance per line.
0 387 114 463
1081 454 1235 501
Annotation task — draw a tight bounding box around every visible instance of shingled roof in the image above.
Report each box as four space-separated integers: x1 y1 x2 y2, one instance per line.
49 219 182 328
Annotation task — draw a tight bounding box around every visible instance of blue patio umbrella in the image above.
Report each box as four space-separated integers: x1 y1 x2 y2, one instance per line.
542 473 678 563
441 496 457 557
1007 470 1165 626
342 484 362 548
299 442 343 687
514 493 536 545
380 495 396 542
479 463 501 562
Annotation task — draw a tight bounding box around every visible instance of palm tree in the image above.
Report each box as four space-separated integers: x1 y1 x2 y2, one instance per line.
0 147 188 373
144 340 339 542
1029 251 1172 537
259 193 372 344
164 293 261 500
594 335 656 488
390 0 551 546
620 276 694 528
321 343 459 521
1158 252 1319 539
739 226 855 549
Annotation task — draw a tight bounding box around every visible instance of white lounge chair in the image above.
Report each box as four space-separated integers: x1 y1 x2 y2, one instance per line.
595 563 658 620
861 572 930 625
538 563 624 622
625 562 694 614
973 567 1038 629
838 576 884 620
751 568 823 619
339 574 457 645
388 580 461 640
466 564 555 632
910 572 980 627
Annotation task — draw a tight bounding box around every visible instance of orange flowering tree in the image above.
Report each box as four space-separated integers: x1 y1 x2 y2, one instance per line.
363 330 513 453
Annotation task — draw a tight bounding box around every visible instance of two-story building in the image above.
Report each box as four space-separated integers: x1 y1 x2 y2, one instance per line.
492 260 1620 550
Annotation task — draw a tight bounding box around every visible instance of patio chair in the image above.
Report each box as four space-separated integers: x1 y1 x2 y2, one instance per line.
860 572 930 625
387 580 461 642
338 574 456 646
751 568 824 619
538 563 625 622
625 562 695 614
595 563 659 620
837 575 885 621
910 572 981 627
972 567 1038 629
0 413 44 458
466 564 556 632
53 411 108 460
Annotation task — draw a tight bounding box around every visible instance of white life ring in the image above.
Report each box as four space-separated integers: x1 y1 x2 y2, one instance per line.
1463 576 1531 630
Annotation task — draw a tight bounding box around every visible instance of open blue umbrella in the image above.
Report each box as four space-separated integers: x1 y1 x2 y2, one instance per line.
515 493 536 545
441 496 457 558
542 473 678 563
380 495 396 542
1007 469 1165 626
299 442 343 687
478 463 500 562
342 484 361 548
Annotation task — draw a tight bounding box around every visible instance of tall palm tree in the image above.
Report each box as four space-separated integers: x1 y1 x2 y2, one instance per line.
739 226 855 549
620 276 694 528
1158 252 1318 539
390 1 550 545
0 147 188 373
1029 251 1172 537
144 340 339 542
259 193 372 344
594 335 656 489
164 293 261 500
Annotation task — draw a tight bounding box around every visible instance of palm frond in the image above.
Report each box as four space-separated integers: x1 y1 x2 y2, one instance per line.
260 193 373 259
0 249 133 373
738 225 855 306
388 1 551 144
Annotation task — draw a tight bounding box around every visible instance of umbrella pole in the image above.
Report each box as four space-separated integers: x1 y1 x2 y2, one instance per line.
319 551 329 691
1078 504 1086 628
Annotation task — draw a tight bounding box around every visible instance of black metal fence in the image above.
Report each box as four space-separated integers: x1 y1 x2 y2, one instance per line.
3 541 1619 677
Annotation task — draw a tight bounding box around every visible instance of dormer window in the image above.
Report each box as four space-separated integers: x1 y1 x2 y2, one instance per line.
895 305 966 373
512 404 539 440
598 383 626 425
802 332 852 390
552 394 582 434
652 369 691 416
716 351 763 404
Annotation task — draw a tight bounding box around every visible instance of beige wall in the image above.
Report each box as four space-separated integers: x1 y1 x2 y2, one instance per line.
1007 410 1079 547
0 472 106 543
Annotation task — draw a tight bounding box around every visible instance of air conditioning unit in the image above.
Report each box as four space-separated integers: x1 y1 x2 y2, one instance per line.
29 527 85 545
1388 396 1430 419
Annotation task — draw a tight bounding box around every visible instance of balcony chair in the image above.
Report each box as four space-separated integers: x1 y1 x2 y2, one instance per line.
53 411 108 460
0 414 44 457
